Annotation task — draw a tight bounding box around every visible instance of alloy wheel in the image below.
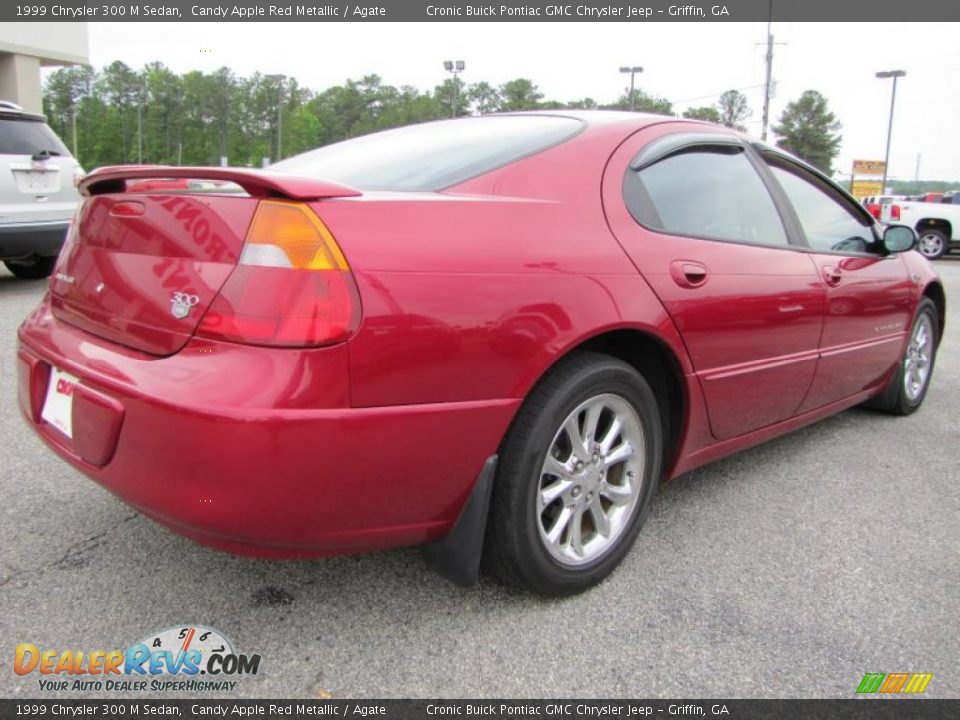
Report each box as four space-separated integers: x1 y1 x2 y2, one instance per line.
536 393 646 567
904 313 934 402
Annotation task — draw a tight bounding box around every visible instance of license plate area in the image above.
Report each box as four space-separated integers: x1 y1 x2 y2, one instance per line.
12 167 61 194
41 366 79 438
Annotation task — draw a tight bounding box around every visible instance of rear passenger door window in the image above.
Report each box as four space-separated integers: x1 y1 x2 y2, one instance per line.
624 148 789 247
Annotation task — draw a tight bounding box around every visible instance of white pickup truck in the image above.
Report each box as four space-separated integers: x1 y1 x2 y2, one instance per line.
881 199 960 259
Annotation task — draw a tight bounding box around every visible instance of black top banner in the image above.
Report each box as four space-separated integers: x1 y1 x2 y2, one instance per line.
6 0 960 22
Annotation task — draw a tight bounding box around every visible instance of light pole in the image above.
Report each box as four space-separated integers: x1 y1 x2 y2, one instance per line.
443 60 465 118
266 74 286 163
875 69 905 193
619 66 643 111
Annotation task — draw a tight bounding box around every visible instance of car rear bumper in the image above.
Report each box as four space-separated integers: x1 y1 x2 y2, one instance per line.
17 299 518 556
0 221 69 259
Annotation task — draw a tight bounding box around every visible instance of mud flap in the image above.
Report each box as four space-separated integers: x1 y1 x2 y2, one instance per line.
421 455 498 586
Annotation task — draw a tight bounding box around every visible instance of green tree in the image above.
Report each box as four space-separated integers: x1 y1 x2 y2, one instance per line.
606 89 672 115
566 97 598 110
683 105 721 123
773 90 842 174
717 89 750 131
498 78 543 111
434 78 469 118
468 81 501 114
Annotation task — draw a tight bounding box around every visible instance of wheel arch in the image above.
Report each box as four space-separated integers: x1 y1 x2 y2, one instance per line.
506 326 689 478
915 218 952 240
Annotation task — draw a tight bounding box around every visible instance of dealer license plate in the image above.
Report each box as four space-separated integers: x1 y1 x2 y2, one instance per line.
41 367 79 438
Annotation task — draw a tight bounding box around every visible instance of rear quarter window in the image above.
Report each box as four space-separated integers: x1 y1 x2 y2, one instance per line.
271 115 583 191
623 147 789 247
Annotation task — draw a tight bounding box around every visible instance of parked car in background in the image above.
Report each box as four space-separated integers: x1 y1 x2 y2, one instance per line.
16 112 944 595
941 191 959 205
0 101 83 279
882 196 960 259
863 194 899 220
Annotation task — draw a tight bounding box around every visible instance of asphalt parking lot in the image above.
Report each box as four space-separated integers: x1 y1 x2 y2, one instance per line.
1 259 957 700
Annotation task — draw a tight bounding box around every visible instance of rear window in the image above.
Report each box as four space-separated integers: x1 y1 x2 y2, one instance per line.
271 115 583 191
0 117 70 157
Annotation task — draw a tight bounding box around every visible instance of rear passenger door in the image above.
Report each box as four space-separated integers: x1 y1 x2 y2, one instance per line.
602 125 825 441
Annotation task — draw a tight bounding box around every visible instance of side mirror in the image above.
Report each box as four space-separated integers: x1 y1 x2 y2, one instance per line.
883 225 916 254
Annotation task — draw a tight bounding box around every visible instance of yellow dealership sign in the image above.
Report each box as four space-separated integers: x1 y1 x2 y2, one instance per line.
852 159 887 176
851 180 883 199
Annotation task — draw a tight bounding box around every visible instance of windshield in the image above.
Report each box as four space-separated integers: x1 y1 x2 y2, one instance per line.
0 117 71 157
271 115 582 191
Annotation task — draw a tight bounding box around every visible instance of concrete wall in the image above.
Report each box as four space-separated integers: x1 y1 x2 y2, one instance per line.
0 23 89 113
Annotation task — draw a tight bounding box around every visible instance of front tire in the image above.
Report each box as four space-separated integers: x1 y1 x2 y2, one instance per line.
4 256 56 279
484 352 662 596
865 298 939 415
916 229 947 260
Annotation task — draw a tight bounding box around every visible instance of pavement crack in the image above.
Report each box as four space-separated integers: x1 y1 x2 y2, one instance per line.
2 511 140 587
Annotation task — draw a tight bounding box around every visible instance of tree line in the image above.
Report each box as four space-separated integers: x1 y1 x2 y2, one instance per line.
42 61 845 175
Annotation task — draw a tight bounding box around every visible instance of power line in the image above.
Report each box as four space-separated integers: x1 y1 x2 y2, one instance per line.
670 84 765 107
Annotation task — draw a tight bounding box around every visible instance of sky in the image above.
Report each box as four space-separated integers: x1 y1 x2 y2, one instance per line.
77 21 960 182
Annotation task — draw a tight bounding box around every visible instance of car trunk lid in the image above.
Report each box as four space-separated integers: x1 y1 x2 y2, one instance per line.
49 167 360 356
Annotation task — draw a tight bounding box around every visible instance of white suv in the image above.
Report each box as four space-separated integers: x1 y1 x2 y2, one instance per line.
0 101 83 279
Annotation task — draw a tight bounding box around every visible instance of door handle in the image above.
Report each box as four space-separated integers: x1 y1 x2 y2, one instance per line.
670 260 709 288
822 266 842 286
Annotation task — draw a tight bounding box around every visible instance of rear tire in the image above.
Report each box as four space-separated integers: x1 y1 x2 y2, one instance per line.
484 352 662 596
4 256 56 280
865 298 939 415
916 229 947 260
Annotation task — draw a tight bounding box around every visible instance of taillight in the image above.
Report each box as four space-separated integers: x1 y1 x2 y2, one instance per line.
197 200 361 348
890 204 901 221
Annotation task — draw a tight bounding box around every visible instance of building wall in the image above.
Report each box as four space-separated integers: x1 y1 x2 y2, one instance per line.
0 23 89 113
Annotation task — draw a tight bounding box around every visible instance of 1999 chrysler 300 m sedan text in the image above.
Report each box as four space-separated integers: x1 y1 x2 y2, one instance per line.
17 112 943 595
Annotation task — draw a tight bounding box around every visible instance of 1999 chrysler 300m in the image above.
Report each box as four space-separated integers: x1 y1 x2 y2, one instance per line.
17 112 943 595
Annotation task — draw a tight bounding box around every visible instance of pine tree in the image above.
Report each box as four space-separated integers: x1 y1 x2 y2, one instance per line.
772 90 842 174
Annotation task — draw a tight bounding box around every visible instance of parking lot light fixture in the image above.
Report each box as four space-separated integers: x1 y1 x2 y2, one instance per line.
443 60 466 118
875 69 906 192
619 66 643 111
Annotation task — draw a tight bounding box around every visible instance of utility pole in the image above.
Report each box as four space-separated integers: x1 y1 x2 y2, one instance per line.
761 0 774 141
619 66 643 111
915 153 921 182
71 105 78 158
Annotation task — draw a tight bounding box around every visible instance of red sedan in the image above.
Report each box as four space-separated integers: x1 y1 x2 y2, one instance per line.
17 113 943 596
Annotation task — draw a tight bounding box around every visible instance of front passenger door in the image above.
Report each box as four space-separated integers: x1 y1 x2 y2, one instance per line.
762 155 915 411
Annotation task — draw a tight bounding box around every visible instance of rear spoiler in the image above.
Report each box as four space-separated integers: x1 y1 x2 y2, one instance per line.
79 165 362 201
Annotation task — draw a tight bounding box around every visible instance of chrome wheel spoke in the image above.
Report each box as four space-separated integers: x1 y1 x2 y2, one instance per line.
601 482 633 505
545 506 573 546
563 415 588 455
544 455 574 480
598 416 623 455
604 441 634 467
567 507 586 556
588 497 611 538
540 479 573 509
582 403 603 447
